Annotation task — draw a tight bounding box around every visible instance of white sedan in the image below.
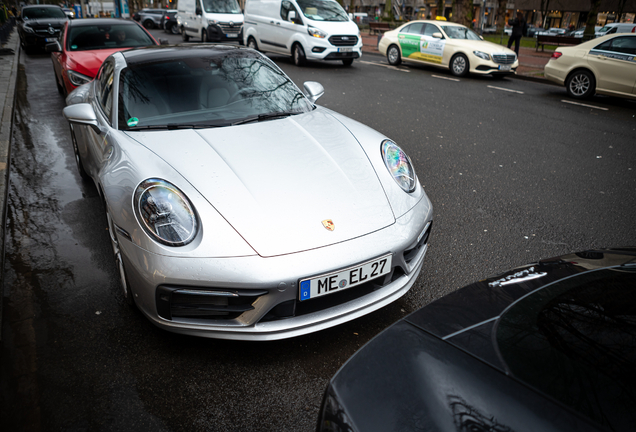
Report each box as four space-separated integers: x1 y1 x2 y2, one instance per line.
379 20 519 77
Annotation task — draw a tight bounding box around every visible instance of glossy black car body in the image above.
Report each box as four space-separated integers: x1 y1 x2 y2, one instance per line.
318 249 636 432
18 5 68 52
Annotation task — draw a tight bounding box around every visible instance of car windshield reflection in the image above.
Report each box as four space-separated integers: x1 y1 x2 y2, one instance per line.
118 52 314 130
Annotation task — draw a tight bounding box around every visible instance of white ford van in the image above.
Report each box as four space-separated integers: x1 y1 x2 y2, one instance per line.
179 0 244 43
595 22 636 37
243 0 362 66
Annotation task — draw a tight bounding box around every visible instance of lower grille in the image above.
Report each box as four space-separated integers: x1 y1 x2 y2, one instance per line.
492 54 516 64
156 285 267 321
404 221 432 265
218 23 242 34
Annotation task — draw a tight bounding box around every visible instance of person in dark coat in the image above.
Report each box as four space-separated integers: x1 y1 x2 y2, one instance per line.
507 12 526 56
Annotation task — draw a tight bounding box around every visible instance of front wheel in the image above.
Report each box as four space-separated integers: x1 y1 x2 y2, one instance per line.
181 27 190 41
143 19 154 29
104 203 135 307
566 70 595 99
70 125 89 180
342 58 354 66
450 53 469 77
387 44 401 66
292 43 306 67
170 23 180 35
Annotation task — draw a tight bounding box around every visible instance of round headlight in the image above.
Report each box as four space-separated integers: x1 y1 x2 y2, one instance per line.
381 140 416 193
134 179 198 246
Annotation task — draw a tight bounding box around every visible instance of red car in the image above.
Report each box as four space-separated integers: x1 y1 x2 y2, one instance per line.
48 18 159 96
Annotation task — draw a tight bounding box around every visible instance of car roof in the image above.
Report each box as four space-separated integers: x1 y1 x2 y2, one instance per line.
121 44 255 65
68 18 142 27
22 4 63 8
406 19 464 27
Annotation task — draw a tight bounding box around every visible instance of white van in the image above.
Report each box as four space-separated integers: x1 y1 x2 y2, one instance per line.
243 0 362 66
595 22 636 37
179 0 244 43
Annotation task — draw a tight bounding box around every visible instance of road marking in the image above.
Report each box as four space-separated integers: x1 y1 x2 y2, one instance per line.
359 60 410 72
487 85 524 94
561 100 609 111
432 75 460 81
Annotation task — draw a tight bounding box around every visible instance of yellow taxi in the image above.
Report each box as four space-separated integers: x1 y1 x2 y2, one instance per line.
544 33 636 100
378 20 519 77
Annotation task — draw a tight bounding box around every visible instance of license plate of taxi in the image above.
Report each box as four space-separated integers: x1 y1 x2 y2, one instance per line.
338 47 353 52
226 33 238 38
299 254 392 301
498 65 511 71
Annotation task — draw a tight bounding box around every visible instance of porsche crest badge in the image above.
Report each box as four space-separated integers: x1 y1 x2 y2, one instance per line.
322 219 335 231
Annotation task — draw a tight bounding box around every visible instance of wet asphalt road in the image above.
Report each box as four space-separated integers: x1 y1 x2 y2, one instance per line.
1 29 636 431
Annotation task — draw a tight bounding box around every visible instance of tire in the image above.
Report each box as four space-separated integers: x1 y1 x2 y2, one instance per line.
387 44 401 66
247 36 259 51
143 19 154 29
181 27 190 41
292 43 306 67
54 66 65 96
70 125 89 180
566 70 595 99
104 202 135 307
342 58 354 66
450 53 469 77
202 28 208 43
170 23 180 35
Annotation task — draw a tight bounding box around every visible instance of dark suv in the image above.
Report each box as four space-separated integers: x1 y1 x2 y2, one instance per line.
133 8 165 29
18 5 68 52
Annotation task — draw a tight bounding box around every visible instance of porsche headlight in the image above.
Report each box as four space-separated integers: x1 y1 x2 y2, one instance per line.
381 140 416 193
134 179 198 246
307 27 327 38
473 50 490 60
67 70 92 87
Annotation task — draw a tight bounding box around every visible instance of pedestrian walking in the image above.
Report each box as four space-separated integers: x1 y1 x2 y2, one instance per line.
507 12 527 56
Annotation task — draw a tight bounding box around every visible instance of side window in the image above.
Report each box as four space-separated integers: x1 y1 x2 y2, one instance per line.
609 37 636 55
400 24 412 34
423 24 441 37
406 22 424 34
97 61 115 122
594 39 613 51
280 1 299 22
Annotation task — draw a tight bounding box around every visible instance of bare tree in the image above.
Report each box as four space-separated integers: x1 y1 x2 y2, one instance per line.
584 0 601 41
539 0 551 28
495 0 507 31
436 0 445 18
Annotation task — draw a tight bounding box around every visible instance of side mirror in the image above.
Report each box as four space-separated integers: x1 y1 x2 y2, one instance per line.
63 103 102 135
45 41 62 52
288 11 296 22
195 7 202 16
159 38 169 45
479 35 484 40
432 32 443 39
303 81 324 103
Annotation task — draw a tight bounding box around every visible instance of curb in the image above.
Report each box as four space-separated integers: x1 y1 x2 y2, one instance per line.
0 29 20 338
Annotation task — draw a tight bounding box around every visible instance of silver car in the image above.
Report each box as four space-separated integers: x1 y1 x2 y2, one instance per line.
63 45 433 340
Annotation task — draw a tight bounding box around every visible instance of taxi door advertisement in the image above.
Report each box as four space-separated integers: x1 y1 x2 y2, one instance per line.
398 33 446 64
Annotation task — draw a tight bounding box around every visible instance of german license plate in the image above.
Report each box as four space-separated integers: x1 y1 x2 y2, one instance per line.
498 65 511 71
299 254 392 301
226 33 238 38
45 38 57 42
338 47 353 52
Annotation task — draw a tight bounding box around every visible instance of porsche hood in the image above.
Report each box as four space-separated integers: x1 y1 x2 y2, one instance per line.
128 110 396 257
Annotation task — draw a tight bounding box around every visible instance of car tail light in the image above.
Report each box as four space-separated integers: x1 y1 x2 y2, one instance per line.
551 52 563 59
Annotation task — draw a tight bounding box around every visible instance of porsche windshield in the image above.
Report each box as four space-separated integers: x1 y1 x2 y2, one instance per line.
118 52 313 130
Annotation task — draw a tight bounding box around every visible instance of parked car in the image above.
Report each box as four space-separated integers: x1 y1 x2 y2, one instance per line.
596 22 636 37
133 8 165 29
379 20 519 77
47 18 158 96
61 45 434 340
161 10 179 34
544 33 636 100
526 24 539 37
243 0 360 66
17 4 68 52
571 25 601 37
318 248 636 432
534 27 566 37
179 0 244 44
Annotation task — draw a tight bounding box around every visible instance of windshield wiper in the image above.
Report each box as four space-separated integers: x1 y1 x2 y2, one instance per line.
232 111 300 126
126 123 224 131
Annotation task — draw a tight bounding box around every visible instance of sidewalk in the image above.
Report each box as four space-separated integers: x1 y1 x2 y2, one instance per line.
360 31 551 80
0 28 19 334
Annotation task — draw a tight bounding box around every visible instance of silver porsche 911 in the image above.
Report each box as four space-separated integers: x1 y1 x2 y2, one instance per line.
63 44 433 340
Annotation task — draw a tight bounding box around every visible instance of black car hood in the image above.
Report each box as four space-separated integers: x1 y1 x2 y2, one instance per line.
21 18 67 27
